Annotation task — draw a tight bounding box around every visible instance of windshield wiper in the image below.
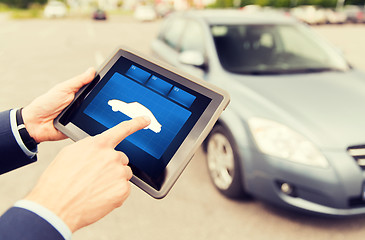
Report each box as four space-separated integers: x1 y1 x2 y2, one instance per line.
298 67 343 73
230 70 285 75
230 67 343 75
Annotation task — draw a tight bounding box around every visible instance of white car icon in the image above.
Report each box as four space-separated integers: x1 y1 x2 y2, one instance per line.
108 99 162 133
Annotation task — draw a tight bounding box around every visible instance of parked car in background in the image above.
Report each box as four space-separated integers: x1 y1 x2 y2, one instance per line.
155 3 173 18
43 1 67 18
290 5 327 25
324 8 347 24
134 5 157 21
343 5 365 23
151 10 365 216
92 9 107 20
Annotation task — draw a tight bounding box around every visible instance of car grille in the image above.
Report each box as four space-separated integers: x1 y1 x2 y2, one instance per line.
348 145 365 169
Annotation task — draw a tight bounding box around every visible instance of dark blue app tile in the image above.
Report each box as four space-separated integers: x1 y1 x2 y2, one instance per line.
125 65 151 84
168 87 196 108
146 76 172 95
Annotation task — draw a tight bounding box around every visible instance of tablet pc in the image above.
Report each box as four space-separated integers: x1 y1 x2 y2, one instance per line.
54 47 230 199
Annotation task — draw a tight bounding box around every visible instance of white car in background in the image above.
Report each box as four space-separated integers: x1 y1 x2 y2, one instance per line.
291 5 327 25
324 9 347 24
44 1 67 18
108 99 162 133
134 5 157 21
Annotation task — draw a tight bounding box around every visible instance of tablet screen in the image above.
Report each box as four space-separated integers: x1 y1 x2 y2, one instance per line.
60 56 212 190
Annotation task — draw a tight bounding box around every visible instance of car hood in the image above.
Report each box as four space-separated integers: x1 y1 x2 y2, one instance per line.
224 70 365 150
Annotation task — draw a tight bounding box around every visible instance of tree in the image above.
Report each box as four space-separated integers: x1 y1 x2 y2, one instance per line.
345 0 365 5
271 0 292 8
0 0 47 8
209 0 235 8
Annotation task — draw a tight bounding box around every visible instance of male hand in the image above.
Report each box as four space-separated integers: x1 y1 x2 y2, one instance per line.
25 116 150 232
22 68 96 143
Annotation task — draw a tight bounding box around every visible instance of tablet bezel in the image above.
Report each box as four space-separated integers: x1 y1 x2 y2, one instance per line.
54 46 230 199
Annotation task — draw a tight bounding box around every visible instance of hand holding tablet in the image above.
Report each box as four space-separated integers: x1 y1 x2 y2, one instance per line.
54 47 230 198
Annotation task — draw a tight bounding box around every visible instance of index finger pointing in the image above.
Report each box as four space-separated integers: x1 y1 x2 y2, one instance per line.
98 116 151 148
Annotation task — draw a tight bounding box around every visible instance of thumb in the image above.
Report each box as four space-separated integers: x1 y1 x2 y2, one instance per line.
64 68 96 93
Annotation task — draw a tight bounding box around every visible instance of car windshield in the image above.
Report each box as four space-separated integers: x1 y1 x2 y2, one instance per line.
211 24 350 74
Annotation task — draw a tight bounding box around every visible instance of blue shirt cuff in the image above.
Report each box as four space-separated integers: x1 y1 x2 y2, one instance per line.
9 108 38 158
14 200 72 240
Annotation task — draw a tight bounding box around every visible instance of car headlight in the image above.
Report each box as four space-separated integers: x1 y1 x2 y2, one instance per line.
248 117 328 168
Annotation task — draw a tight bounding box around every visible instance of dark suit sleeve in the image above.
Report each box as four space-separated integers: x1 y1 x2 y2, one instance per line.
0 110 37 175
0 111 65 239
0 207 64 240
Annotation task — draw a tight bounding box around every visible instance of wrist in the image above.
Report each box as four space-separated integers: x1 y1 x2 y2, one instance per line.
22 106 40 143
25 190 79 233
14 199 72 240
16 108 39 150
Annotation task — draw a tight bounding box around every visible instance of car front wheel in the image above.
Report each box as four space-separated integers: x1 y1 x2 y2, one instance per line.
206 125 249 199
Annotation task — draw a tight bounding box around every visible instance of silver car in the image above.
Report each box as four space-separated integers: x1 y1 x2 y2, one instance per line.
151 10 365 216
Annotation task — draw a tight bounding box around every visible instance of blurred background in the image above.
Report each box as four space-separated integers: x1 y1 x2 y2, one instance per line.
1 0 365 239
0 0 364 22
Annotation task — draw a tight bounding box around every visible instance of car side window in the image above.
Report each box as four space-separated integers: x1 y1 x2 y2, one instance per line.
179 21 205 54
160 18 187 50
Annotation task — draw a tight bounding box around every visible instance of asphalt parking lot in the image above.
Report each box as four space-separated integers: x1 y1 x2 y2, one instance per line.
1 14 365 240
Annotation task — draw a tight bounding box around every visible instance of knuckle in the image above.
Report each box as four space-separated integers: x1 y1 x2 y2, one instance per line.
122 181 131 197
113 198 124 208
106 150 121 164
122 166 133 180
111 150 121 161
107 151 129 165
114 181 131 207
120 152 129 165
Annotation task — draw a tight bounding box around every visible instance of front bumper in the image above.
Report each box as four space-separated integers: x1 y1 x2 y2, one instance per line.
242 147 365 216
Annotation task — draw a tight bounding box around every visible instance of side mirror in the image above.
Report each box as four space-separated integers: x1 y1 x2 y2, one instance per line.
178 50 206 68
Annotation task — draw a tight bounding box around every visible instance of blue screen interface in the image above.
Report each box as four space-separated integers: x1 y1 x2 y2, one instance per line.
84 69 193 159
64 58 211 189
